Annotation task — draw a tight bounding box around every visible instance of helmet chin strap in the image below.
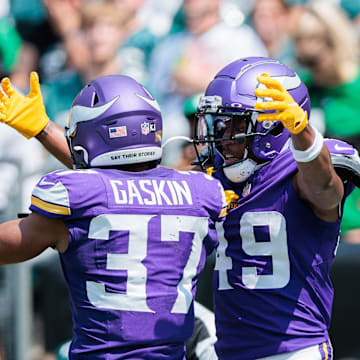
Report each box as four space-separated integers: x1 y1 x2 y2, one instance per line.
223 158 259 183
221 148 267 183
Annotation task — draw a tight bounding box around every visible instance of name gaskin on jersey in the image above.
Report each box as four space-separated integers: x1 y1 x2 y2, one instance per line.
110 179 193 206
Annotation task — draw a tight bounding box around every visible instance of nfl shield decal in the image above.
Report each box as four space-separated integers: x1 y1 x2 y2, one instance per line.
141 122 150 135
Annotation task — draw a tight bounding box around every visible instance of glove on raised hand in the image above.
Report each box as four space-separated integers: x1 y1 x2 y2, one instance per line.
0 72 49 138
254 73 308 135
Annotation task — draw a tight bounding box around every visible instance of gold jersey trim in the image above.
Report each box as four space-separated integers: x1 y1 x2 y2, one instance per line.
322 342 329 360
31 196 71 215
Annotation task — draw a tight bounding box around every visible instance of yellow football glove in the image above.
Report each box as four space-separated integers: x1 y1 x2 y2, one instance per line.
254 73 308 135
224 190 239 207
0 72 49 139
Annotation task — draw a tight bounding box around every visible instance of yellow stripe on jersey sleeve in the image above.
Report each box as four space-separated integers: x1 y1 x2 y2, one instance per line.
31 196 71 215
322 342 329 360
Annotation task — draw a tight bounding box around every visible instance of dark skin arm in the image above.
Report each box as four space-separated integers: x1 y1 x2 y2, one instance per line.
292 125 344 222
0 212 69 266
254 74 344 223
36 121 73 169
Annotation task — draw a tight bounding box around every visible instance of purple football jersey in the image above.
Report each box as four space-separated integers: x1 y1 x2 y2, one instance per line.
213 147 354 360
30 166 226 360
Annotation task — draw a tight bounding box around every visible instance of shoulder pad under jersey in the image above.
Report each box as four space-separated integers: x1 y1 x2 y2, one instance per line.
30 168 101 218
325 139 360 187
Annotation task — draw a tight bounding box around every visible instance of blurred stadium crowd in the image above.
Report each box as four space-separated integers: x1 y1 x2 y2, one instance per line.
0 0 360 359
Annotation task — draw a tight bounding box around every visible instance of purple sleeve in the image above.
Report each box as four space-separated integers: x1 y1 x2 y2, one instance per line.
30 169 102 220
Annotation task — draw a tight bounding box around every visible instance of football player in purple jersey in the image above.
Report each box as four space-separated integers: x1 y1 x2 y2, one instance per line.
2 59 360 360
0 73 227 359
191 56 360 360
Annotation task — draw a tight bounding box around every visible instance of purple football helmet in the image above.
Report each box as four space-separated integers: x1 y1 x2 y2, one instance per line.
65 75 163 169
194 57 310 180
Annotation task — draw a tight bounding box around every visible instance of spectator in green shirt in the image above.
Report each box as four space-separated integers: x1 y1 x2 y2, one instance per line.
0 17 22 74
293 1 360 241
42 1 141 129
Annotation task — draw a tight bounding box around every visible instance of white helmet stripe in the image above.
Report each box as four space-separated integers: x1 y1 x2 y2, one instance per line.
68 95 120 134
271 74 302 90
135 93 161 112
235 59 280 80
256 74 302 103
235 59 302 90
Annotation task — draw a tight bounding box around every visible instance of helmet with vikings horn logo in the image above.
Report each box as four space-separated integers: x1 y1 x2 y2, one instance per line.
194 57 311 182
65 75 163 169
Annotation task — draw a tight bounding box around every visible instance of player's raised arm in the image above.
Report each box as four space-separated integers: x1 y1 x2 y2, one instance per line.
255 74 344 220
35 120 73 169
0 72 73 168
0 213 69 266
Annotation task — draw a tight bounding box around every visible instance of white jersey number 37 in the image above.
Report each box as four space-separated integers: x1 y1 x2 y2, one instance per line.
215 211 290 290
86 214 208 313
